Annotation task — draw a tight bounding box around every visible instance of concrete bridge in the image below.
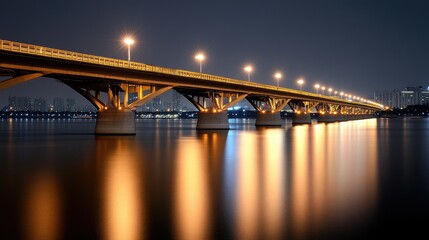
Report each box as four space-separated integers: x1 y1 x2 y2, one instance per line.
0 39 382 134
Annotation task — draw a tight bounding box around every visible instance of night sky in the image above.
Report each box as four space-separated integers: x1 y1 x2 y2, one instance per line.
1 0 428 106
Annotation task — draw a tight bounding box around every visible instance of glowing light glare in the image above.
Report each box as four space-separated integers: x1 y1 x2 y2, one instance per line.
314 84 320 94
123 37 135 61
195 53 205 61
297 79 304 91
244 65 253 73
274 72 282 87
195 53 205 72
244 65 253 81
124 38 135 45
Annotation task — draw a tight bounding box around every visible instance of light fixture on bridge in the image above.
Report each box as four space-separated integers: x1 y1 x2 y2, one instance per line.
123 37 135 61
321 86 326 95
340 92 344 99
274 72 282 87
244 65 253 81
328 88 332 95
195 53 205 73
297 79 304 91
314 84 320 94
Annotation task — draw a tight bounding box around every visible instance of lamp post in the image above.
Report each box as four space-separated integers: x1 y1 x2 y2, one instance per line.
274 72 282 87
244 65 253 81
321 86 326 95
123 37 135 61
328 88 332 96
195 53 205 73
297 79 304 91
314 84 320 94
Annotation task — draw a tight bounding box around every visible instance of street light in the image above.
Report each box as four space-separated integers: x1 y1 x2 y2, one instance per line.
328 88 332 96
274 72 282 87
244 65 253 81
195 53 205 73
297 79 304 91
321 86 326 95
314 84 320 94
340 92 344 99
123 37 135 61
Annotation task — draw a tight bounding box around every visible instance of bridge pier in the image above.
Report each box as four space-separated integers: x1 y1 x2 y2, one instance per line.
95 109 136 135
292 113 313 124
318 113 340 123
197 111 229 130
255 111 283 127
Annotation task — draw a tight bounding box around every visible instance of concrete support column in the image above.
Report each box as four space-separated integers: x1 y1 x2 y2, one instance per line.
255 112 282 127
292 113 313 124
318 114 340 123
197 111 229 130
95 109 136 135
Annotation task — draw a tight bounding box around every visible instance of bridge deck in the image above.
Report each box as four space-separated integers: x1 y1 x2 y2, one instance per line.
0 39 382 111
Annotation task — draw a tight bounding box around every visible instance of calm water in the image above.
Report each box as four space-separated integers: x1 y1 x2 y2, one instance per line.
1 117 429 239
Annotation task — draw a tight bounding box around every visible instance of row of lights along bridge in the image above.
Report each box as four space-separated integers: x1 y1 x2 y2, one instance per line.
123 36 370 104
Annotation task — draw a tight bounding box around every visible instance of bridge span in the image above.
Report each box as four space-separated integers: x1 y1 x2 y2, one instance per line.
0 39 382 134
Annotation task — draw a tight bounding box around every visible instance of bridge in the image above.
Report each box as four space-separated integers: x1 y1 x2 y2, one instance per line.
0 39 382 134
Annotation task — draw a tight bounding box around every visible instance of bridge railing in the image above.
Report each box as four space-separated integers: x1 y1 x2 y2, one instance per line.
0 39 382 110
0 39 278 88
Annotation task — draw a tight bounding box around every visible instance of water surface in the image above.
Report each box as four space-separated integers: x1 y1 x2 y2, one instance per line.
1 118 429 239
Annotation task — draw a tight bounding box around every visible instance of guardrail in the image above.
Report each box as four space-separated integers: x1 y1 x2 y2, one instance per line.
0 39 382 110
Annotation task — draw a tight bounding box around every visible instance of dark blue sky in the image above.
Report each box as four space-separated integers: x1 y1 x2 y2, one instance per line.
1 0 428 106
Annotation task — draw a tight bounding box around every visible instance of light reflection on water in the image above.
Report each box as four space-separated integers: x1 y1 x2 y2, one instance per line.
1 118 429 239
100 137 143 240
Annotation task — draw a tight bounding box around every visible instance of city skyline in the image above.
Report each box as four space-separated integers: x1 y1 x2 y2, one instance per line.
1 0 428 107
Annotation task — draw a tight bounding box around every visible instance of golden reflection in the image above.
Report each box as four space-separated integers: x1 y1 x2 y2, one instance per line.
311 123 328 233
23 172 61 240
236 132 259 239
290 119 378 237
102 138 143 240
261 129 285 239
291 125 310 237
174 138 210 240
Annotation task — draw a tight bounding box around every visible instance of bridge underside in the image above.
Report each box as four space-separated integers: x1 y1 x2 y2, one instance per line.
60 78 172 135
0 44 380 134
0 73 377 134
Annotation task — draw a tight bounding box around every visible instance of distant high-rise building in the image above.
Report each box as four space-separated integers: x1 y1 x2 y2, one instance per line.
172 91 181 111
8 96 32 111
66 98 76 111
53 97 65 111
375 86 429 109
374 91 393 108
33 98 47 111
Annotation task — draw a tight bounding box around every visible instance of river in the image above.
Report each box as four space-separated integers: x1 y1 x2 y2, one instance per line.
1 117 429 239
